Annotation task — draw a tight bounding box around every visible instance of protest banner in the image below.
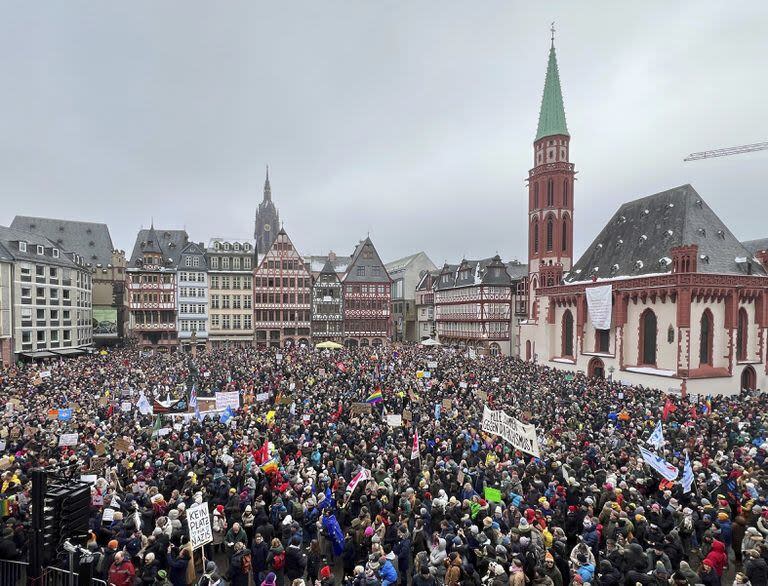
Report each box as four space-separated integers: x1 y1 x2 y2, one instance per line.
480 406 540 457
350 402 372 415
484 487 502 503
40 370 51 378
215 391 240 411
187 502 213 548
58 433 79 447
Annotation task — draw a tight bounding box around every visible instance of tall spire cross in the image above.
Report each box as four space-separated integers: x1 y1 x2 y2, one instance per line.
550 21 555 47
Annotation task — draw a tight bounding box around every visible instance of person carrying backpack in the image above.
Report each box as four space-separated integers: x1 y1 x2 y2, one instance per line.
197 561 224 586
228 541 250 586
285 537 307 582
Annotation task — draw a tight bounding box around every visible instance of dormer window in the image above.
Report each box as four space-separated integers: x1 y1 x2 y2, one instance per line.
233 243 240 251
610 264 619 275
699 254 710 264
19 242 27 253
37 245 44 255
223 243 231 251
717 230 725 239
53 249 60 258
214 242 220 250
697 228 706 237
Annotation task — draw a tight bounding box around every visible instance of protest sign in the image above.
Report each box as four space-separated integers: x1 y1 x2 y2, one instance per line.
350 403 372 415
188 502 213 548
481 406 540 457
102 508 115 523
255 392 270 402
476 390 488 402
484 487 502 503
442 399 453 410
403 410 412 421
121 402 132 412
427 361 438 369
40 370 51 378
58 433 79 447
386 414 402 427
115 437 132 453
156 428 172 437
459 382 468 389
215 391 240 411
80 475 97 485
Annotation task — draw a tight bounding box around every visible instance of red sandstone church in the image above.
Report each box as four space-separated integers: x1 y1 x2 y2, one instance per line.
518 38 768 396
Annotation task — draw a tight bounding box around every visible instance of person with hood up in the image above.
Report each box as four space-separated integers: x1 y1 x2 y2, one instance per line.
744 549 768 586
705 539 729 577
428 536 447 582
379 552 398 586
595 559 621 586
677 561 699 585
198 560 223 586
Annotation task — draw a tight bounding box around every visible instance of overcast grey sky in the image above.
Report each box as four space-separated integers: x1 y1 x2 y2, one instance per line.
1 1 766 265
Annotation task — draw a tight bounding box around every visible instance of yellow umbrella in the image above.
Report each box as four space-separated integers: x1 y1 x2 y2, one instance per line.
316 341 343 349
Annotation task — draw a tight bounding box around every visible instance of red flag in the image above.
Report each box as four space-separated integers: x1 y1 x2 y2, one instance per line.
252 440 269 465
337 362 347 373
689 405 698 420
411 428 420 460
662 398 677 421
331 401 343 422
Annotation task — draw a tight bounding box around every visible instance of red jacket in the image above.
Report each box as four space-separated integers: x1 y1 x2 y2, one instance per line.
704 540 728 576
108 559 136 586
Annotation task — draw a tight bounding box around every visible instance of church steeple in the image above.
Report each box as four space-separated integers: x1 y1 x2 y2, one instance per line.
263 165 272 202
535 35 569 142
526 29 575 302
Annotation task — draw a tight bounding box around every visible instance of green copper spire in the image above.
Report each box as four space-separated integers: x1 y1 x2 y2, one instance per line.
535 41 569 142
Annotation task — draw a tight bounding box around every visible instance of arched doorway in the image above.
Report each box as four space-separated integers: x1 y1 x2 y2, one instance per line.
372 338 382 347
346 339 358 348
360 339 370 347
588 357 605 379
525 340 532 361
741 365 756 391
489 342 501 357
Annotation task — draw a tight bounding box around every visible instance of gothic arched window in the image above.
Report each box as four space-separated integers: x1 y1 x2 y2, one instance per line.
533 222 539 253
547 179 554 206
563 180 569 206
700 309 714 366
561 218 568 252
640 309 657 365
737 307 748 361
546 217 554 251
534 182 539 208
562 310 574 356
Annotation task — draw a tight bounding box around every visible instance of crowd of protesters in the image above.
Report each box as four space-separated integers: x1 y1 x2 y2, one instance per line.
0 344 766 586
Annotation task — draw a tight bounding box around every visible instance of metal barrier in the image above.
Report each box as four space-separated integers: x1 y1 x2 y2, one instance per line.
0 559 28 586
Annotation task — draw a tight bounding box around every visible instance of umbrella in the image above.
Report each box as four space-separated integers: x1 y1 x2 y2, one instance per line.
316 341 343 349
420 338 441 346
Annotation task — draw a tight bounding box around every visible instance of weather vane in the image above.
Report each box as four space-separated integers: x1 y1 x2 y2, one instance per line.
550 21 556 47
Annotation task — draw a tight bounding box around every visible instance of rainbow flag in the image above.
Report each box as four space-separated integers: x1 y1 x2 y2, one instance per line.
702 395 712 415
366 389 383 404
260 457 279 475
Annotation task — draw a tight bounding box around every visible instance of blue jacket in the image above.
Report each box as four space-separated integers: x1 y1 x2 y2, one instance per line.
380 560 398 585
577 563 595 583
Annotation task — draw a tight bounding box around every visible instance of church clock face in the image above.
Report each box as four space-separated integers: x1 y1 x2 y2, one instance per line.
264 224 271 232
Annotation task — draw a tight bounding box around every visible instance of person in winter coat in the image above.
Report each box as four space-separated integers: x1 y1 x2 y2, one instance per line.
166 546 190 586
228 541 250 586
677 561 699 585
108 551 136 586
705 539 729 577
198 561 224 586
393 528 411 580
733 516 748 566
542 552 563 586
284 538 307 582
266 538 285 584
225 522 249 554
574 553 595 583
412 564 436 586
508 558 526 586
428 537 447 582
252 533 270 584
595 559 622 586
699 559 721 586
140 552 159 585
379 553 398 586
743 528 765 556
745 549 768 586
212 506 228 554
445 552 463 586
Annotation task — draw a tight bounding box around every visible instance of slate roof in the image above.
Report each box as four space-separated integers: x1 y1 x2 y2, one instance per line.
435 256 517 290
11 215 115 267
385 252 425 273
566 184 765 282
180 241 209 270
306 255 350 276
741 238 768 255
128 228 189 268
0 226 79 268
342 237 391 283
506 261 528 280
416 269 440 292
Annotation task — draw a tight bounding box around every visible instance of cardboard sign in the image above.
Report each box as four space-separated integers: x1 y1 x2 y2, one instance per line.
102 508 115 523
442 399 453 410
115 437 132 453
9 427 20 439
58 433 79 447
350 402 372 415
427 361 438 369
90 457 107 473
187 502 213 548
476 390 488 402
403 410 412 421
408 390 421 403
121 401 132 412
459 382 468 389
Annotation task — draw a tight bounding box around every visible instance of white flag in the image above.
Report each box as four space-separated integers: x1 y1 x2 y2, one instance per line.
136 393 153 416
681 454 694 494
346 468 370 494
411 429 420 460
646 421 665 449
639 447 679 481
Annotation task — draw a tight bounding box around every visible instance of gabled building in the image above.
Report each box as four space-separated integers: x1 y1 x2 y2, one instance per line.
126 227 188 350
341 237 392 347
311 258 344 343
253 228 312 348
517 36 768 395
415 270 439 341
0 226 93 363
177 241 209 351
206 238 256 348
11 216 126 341
434 256 522 355
385 251 436 342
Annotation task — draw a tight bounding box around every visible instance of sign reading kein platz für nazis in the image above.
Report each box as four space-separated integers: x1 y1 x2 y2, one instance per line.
481 406 540 457
187 502 213 548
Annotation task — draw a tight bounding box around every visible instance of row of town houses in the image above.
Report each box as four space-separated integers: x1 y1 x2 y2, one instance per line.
0 202 530 363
